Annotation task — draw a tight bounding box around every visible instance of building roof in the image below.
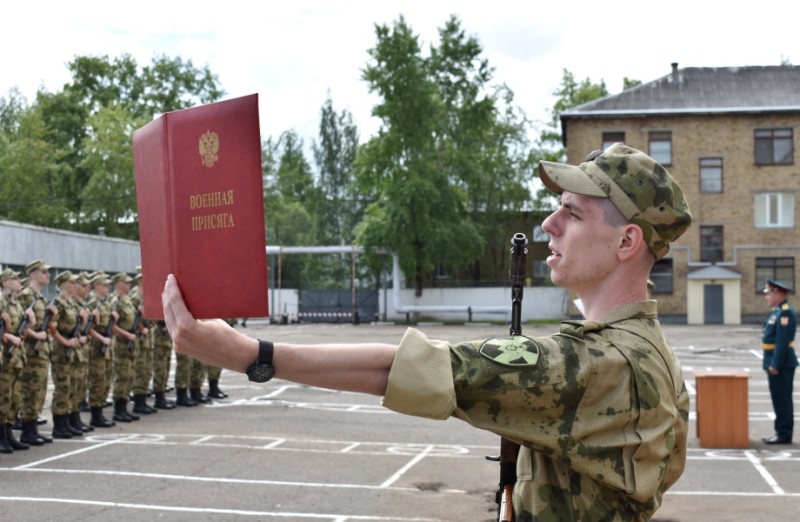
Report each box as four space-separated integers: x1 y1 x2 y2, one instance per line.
562 64 800 119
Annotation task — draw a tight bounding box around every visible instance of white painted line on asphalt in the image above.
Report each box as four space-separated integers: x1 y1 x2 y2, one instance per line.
379 444 435 489
744 450 785 495
749 350 763 359
11 434 138 470
667 491 800 497
0 497 446 521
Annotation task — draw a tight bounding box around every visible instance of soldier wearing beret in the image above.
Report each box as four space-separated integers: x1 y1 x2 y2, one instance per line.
0 268 35 453
17 260 55 445
164 144 693 520
109 272 140 422
760 279 797 445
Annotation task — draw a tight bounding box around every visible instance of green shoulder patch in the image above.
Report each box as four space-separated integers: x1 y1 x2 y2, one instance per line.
479 335 540 367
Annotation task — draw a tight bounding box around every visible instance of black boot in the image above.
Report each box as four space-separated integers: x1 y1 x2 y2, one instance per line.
207 380 228 399
113 400 138 422
51 414 73 439
73 411 94 432
154 391 176 409
65 413 84 436
0 424 15 453
132 394 157 414
19 420 45 446
176 388 197 407
5 424 30 450
90 407 115 428
190 388 211 404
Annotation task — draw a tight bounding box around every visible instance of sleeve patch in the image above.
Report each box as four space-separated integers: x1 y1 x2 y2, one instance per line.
479 335 540 367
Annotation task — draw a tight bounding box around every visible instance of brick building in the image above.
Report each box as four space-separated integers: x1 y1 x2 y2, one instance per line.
559 63 799 324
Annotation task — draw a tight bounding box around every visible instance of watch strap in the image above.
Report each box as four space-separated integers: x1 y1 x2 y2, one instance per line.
258 339 274 365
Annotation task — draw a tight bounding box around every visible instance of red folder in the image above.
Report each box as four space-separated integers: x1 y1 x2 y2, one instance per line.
133 94 268 319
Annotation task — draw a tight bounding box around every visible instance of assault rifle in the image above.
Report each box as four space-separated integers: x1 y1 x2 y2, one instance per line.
487 233 527 522
101 300 117 356
32 296 57 354
127 309 142 351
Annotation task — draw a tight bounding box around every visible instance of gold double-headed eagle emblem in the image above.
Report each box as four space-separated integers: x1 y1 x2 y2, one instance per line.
199 130 219 167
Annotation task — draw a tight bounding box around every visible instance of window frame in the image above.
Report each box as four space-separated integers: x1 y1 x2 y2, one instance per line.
602 131 625 151
648 130 672 166
649 258 674 295
699 225 724 263
755 257 795 294
754 128 793 165
754 192 795 228
699 157 723 193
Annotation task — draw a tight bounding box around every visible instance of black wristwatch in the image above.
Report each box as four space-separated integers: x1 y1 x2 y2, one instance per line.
246 340 275 382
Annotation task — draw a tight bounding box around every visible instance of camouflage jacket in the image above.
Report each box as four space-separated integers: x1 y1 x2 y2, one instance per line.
383 301 688 521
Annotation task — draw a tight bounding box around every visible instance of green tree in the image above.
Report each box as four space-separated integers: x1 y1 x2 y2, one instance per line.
357 16 486 296
78 104 148 238
0 100 70 226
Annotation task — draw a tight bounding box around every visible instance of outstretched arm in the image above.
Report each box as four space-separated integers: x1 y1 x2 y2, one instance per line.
162 274 397 396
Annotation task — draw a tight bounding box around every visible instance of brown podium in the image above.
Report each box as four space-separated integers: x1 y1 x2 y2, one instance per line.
694 371 749 448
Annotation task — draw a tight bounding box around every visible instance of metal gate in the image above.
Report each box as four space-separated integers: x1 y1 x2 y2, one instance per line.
298 289 379 323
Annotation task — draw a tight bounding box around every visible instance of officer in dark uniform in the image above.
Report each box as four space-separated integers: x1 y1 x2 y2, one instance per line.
761 279 798 445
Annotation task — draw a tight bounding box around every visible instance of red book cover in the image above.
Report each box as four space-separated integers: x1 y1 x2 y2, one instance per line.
133 94 269 320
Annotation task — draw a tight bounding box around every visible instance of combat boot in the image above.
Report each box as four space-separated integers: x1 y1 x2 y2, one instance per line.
20 419 50 445
132 394 157 414
207 380 228 399
90 407 115 428
65 413 84 436
176 388 197 407
20 420 45 446
0 424 14 453
51 414 73 439
154 391 176 409
190 387 211 404
113 399 138 422
73 411 94 432
5 424 30 450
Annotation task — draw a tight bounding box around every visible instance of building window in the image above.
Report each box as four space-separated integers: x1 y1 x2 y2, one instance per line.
602 131 625 150
649 258 673 294
699 157 723 193
755 128 793 165
533 260 550 279
755 257 795 294
700 226 723 262
754 192 795 228
648 131 672 165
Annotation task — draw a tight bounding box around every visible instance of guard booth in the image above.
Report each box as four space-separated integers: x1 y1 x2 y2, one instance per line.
694 371 749 448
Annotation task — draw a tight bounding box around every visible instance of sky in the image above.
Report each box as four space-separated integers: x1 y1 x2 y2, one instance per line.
3 0 798 151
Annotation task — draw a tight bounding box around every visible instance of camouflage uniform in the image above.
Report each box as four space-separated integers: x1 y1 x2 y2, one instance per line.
152 321 175 409
174 353 197 407
190 357 212 404
49 271 83 439
17 259 55 445
0 269 29 452
110 272 140 422
130 278 156 414
69 273 94 433
383 302 688 521
86 273 116 428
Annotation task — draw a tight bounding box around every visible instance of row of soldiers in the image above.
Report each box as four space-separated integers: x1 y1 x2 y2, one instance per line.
0 259 229 455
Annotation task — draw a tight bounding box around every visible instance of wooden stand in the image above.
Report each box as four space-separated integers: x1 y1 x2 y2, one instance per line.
695 371 749 448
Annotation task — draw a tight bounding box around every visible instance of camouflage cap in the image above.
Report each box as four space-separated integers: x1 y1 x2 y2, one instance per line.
111 272 133 284
76 272 92 285
538 143 693 260
25 259 52 274
54 270 77 285
1 267 21 283
91 272 111 286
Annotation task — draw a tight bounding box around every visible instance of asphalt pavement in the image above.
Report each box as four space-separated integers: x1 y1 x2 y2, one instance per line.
0 321 797 521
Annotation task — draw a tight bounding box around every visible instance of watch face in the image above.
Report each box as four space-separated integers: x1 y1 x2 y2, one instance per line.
247 363 275 383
